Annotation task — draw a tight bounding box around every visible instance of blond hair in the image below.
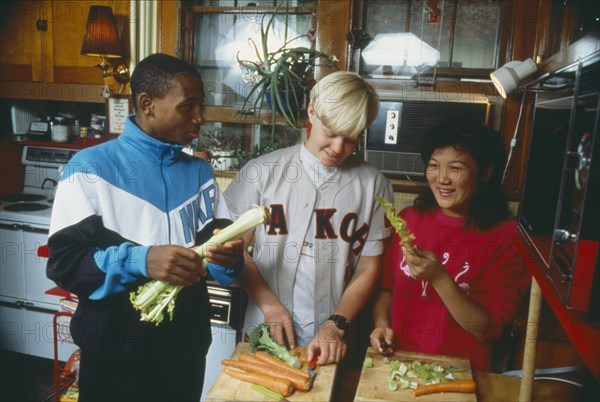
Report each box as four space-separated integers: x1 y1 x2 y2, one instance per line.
309 71 379 140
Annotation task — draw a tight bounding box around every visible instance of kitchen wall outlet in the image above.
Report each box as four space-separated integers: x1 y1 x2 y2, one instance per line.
384 109 400 144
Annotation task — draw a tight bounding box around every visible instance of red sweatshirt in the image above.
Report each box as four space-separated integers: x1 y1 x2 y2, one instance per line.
381 207 531 371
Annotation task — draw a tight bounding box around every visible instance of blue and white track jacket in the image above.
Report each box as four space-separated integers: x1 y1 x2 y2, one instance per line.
46 117 239 356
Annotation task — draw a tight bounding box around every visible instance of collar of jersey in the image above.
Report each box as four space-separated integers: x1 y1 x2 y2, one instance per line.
300 143 339 174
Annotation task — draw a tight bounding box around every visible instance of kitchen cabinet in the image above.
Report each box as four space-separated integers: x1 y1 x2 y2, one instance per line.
0 0 130 103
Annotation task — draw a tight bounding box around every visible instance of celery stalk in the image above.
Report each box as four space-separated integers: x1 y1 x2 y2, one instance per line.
376 196 416 254
130 205 270 325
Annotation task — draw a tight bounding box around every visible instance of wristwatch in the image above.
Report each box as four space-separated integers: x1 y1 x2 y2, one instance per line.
328 314 350 331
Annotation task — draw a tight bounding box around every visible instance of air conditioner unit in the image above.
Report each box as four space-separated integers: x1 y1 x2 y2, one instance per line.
364 91 500 179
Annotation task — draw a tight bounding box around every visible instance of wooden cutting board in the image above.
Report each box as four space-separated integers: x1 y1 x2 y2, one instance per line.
205 342 338 401
354 348 477 402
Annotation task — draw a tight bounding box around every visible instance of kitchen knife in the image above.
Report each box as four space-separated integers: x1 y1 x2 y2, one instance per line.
307 351 319 390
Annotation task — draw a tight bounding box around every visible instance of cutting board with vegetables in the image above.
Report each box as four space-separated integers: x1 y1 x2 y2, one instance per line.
354 348 477 401
205 342 338 401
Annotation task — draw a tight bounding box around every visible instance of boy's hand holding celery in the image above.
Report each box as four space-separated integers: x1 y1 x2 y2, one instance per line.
130 205 270 325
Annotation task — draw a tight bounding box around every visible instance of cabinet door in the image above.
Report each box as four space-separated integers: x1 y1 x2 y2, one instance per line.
1 0 128 86
23 227 56 305
0 302 28 354
0 224 26 300
50 0 108 85
26 304 61 360
0 1 44 82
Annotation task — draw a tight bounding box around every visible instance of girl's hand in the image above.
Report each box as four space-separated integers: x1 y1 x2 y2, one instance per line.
369 327 395 355
403 246 448 284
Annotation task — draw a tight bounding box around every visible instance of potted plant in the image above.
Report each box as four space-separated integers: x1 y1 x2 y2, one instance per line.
238 12 338 133
194 126 243 171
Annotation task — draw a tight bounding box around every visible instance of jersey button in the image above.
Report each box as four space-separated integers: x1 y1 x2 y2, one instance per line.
303 202 308 207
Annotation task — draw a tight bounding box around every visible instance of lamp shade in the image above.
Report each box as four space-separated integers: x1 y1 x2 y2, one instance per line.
490 58 537 98
81 5 122 58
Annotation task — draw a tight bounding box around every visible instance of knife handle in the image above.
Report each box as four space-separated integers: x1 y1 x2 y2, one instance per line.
309 350 320 368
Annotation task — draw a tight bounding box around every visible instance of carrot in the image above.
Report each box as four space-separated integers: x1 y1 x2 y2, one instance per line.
413 379 477 396
254 350 309 375
240 352 310 381
224 367 294 397
222 359 310 391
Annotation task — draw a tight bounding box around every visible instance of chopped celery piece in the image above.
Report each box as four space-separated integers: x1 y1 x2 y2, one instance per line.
398 362 408 376
399 378 410 389
390 370 402 381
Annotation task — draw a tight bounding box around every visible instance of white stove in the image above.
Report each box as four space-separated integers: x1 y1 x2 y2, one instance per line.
0 146 78 360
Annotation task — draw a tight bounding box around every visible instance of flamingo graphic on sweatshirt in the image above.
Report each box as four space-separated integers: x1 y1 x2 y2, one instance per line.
400 252 470 297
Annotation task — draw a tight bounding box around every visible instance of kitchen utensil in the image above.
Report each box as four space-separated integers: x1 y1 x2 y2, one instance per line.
307 351 319 390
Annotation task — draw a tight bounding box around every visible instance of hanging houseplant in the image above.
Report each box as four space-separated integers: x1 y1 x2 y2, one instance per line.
237 12 338 133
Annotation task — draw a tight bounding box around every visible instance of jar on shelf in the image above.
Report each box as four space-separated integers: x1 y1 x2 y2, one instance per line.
51 116 69 142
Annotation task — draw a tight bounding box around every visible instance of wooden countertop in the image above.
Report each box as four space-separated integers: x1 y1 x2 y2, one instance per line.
334 366 584 401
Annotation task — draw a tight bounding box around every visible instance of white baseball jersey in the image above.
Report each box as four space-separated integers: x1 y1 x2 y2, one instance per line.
224 144 393 337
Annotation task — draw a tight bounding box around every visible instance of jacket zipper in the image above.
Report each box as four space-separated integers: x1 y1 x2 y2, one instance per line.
160 151 172 243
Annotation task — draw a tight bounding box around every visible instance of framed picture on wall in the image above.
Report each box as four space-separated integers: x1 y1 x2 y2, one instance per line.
105 94 133 135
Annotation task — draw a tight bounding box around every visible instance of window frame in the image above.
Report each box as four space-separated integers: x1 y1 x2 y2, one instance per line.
351 0 514 83
180 1 318 127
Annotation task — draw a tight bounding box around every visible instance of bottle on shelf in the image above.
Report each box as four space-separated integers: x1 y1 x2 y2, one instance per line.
51 116 69 143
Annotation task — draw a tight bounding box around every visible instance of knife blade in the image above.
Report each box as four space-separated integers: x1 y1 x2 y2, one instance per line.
307 351 319 390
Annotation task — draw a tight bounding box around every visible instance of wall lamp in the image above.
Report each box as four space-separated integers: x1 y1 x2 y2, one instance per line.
81 5 130 85
490 58 537 98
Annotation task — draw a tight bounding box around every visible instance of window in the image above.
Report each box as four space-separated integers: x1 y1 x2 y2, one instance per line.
184 0 316 108
358 0 505 80
181 1 318 161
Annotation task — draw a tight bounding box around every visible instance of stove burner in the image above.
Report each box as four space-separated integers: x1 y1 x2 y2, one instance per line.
3 203 50 212
0 194 47 202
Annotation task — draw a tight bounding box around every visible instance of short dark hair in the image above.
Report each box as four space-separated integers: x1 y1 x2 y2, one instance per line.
414 118 510 230
130 53 201 110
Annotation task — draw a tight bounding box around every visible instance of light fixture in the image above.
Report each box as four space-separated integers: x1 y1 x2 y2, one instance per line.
490 58 537 98
81 5 130 85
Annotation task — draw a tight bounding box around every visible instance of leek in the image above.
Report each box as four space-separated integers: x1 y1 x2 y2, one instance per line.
376 196 416 254
130 205 270 325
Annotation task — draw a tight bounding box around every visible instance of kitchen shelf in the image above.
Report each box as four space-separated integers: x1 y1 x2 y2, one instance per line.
16 137 117 150
515 229 600 380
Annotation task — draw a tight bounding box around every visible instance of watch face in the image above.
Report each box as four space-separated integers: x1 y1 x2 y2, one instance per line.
329 314 349 330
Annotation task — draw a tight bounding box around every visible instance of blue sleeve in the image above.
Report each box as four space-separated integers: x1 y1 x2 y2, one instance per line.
206 260 245 287
88 243 150 300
